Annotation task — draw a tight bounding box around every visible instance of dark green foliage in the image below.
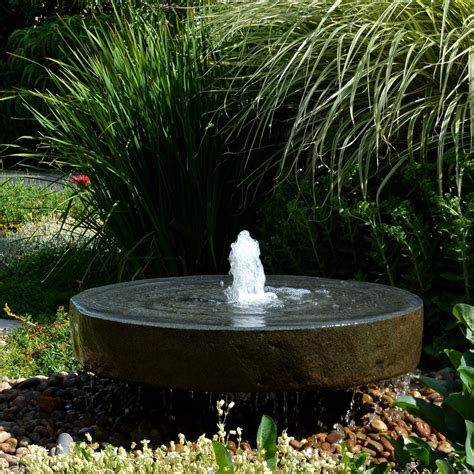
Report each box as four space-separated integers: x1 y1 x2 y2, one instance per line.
257 158 473 354
0 0 161 161
392 304 474 471
0 14 108 161
386 434 446 472
0 1 78 57
0 307 80 378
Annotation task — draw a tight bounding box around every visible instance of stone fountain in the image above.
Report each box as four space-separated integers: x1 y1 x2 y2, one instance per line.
70 231 423 393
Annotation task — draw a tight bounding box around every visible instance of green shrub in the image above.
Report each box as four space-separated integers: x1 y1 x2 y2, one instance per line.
392 303 474 472
0 307 80 379
0 14 109 161
0 1 132 161
256 159 472 353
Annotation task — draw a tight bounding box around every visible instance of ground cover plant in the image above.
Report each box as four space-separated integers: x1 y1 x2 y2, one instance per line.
10 411 377 473
392 303 474 472
0 306 79 379
0 180 69 232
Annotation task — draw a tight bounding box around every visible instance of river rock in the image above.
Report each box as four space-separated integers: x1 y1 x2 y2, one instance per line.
14 447 29 458
37 395 62 413
437 441 454 454
380 436 393 452
414 420 431 438
289 438 303 450
55 433 74 455
0 371 456 467
366 439 384 453
326 430 345 444
0 442 16 454
370 418 388 433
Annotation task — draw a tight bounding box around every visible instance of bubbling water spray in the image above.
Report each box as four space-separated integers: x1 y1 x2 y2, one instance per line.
225 230 277 305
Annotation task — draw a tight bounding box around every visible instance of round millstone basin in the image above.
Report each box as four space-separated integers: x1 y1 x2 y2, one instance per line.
70 275 423 392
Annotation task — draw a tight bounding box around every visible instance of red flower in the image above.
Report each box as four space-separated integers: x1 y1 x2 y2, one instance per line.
70 174 91 186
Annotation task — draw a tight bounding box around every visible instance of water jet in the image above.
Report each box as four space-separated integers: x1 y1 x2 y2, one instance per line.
70 231 423 392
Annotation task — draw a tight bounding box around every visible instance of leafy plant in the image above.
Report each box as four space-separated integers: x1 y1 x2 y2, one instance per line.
256 155 472 354
213 415 277 472
0 306 80 378
256 415 278 470
392 303 474 471
0 14 104 161
16 4 250 279
212 439 234 473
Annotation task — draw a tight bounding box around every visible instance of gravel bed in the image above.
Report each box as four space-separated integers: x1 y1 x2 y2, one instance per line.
0 368 455 471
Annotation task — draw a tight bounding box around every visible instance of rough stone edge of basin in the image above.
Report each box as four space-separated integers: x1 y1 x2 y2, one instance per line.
70 300 423 392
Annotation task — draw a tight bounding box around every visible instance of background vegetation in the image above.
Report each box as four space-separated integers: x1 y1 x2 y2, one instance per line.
0 0 472 357
0 307 79 378
207 0 473 353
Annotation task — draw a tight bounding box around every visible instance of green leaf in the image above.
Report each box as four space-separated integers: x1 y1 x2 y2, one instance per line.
385 435 411 467
78 445 93 462
256 415 277 470
212 441 234 474
406 435 443 470
364 462 390 473
459 351 474 392
453 304 474 334
435 459 456 474
353 451 369 468
445 349 463 370
406 439 429 469
444 393 474 422
466 420 474 467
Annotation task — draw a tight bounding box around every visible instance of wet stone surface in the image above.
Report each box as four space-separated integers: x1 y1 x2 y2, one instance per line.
71 275 423 391
0 368 455 470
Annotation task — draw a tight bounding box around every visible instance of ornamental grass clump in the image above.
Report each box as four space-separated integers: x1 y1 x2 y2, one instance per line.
209 0 474 203
16 3 247 279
